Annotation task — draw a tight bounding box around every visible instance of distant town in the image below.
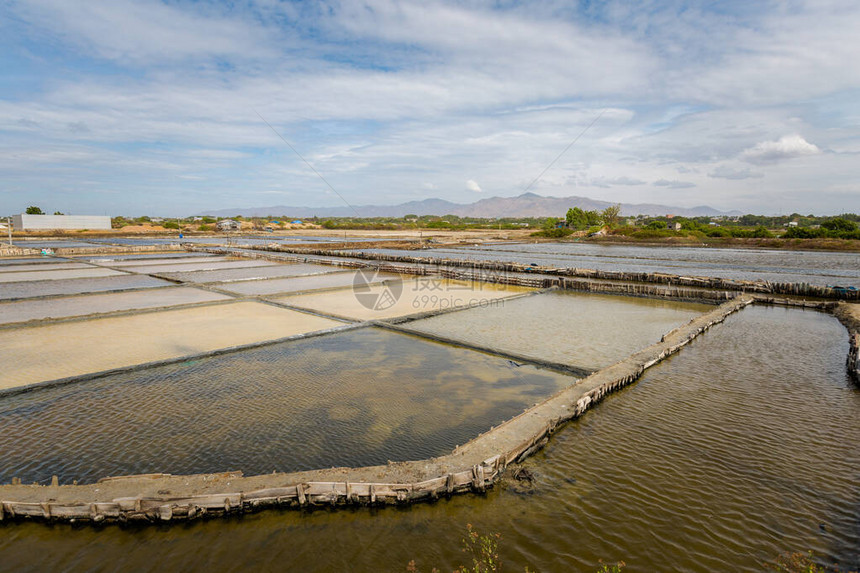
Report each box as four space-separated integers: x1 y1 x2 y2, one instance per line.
5 204 859 245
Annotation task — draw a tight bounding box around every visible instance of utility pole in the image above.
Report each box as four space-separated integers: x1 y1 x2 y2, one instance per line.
7 217 11 246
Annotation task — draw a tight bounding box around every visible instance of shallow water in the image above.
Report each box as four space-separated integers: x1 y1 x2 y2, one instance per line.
76 252 215 262
0 262 91 273
0 275 174 300
12 240 101 249
279 277 532 321
0 306 855 572
216 270 398 296
115 259 277 274
159 263 339 283
0 257 64 266
0 301 342 388
0 327 575 483
0 286 231 325
0 267 126 283
365 244 860 286
408 291 712 369
103 256 238 268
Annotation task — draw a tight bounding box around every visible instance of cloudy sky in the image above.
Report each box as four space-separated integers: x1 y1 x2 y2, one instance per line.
2 0 859 216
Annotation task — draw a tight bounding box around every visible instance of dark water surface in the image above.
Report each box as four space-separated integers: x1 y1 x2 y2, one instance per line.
0 306 857 572
0 328 573 484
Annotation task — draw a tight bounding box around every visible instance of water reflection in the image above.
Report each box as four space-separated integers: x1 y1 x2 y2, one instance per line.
0 328 574 484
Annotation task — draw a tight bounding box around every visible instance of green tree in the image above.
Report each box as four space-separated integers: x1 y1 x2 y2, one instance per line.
821 217 857 232
53 211 64 215
601 204 622 228
566 207 602 230
26 206 43 215
566 207 587 229
751 225 773 238
542 217 560 231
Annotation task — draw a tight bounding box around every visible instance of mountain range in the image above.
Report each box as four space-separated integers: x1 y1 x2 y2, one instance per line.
200 193 741 219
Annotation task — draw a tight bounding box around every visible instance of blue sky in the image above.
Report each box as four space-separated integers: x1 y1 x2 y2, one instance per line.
1 0 859 216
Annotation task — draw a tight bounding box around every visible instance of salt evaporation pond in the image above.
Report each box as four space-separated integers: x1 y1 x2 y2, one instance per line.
0 301 342 388
158 262 339 283
363 243 860 287
0 267 126 283
408 290 712 369
115 259 276 273
0 286 231 325
0 306 856 572
0 274 174 300
279 278 531 321
217 270 399 296
0 327 575 484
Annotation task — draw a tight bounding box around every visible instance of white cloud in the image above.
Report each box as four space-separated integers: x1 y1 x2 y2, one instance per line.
741 135 821 164
588 176 646 188
708 165 764 180
3 1 860 215
11 0 275 64
653 179 696 189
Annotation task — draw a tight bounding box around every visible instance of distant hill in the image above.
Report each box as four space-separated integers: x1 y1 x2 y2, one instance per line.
200 193 740 219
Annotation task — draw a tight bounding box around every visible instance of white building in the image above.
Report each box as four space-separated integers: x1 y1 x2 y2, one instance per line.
12 214 112 230
216 219 240 231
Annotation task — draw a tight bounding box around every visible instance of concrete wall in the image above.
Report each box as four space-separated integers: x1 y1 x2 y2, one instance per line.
12 214 111 231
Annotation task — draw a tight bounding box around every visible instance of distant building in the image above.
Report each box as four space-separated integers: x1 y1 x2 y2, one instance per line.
216 219 240 231
672 222 682 231
12 214 111 230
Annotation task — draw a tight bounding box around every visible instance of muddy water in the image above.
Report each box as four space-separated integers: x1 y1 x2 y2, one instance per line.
0 306 856 573
408 291 712 369
0 327 574 484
